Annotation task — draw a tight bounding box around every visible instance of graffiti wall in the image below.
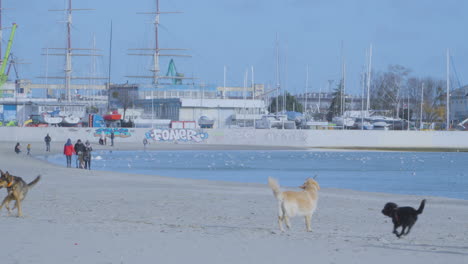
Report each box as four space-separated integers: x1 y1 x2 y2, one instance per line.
94 128 132 138
145 128 208 143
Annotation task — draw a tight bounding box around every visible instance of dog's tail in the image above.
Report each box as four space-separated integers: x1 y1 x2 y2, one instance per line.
416 199 426 215
28 175 41 188
268 177 283 201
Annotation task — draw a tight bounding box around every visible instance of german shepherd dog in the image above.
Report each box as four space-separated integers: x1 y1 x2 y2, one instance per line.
268 177 320 232
381 199 426 238
0 170 41 217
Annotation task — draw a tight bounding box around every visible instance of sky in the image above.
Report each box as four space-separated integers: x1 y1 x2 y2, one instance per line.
3 0 468 95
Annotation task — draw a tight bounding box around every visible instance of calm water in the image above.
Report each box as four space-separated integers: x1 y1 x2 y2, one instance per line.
38 150 468 200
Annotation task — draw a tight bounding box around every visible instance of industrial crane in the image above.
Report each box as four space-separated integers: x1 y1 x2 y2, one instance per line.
0 23 17 97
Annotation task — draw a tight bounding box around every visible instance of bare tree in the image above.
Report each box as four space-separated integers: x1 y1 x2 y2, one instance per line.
371 65 411 117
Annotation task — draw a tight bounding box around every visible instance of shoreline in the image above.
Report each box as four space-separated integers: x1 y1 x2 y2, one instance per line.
36 146 468 201
1 141 467 263
2 127 468 152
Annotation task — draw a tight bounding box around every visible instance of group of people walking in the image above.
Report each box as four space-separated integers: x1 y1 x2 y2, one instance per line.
64 138 93 169
13 132 121 170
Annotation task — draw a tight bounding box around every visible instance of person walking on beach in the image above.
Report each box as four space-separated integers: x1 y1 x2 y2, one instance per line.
83 140 93 170
27 144 31 155
100 132 106 145
110 131 115 146
44 134 51 152
74 139 86 169
64 139 75 168
143 138 148 150
14 142 21 154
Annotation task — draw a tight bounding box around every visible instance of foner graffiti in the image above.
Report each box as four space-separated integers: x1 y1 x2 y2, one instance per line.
146 129 208 143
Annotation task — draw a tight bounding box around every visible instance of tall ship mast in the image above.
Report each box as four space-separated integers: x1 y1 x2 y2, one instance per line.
43 0 105 102
127 0 193 87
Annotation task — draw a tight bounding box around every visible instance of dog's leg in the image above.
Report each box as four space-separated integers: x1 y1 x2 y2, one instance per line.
277 204 285 232
5 198 13 214
404 224 413 236
397 226 406 238
305 215 312 232
392 224 399 237
13 194 22 217
278 215 284 232
11 200 18 210
0 194 11 212
284 215 291 230
280 204 291 230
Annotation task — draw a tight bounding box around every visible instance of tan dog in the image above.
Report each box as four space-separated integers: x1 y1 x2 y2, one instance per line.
268 177 320 232
0 170 41 217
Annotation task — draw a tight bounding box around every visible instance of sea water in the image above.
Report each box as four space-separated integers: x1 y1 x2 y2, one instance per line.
38 150 468 200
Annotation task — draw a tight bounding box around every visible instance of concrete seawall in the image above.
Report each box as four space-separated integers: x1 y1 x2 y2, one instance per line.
1 127 467 151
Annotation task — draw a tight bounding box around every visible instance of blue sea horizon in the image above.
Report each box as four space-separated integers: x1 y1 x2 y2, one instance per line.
38 150 468 200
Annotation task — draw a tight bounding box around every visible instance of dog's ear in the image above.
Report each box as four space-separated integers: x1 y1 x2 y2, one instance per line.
313 180 320 190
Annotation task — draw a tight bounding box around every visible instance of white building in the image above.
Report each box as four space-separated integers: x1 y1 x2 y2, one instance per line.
450 86 468 122
179 98 266 128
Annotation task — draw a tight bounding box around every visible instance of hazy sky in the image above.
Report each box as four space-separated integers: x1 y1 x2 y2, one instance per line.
4 0 467 95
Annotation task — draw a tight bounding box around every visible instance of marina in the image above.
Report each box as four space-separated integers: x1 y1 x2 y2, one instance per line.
0 0 467 135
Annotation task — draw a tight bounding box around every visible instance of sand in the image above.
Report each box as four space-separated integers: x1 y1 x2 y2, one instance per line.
0 141 467 264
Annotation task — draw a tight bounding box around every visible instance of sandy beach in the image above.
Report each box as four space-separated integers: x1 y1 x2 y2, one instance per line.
0 141 467 264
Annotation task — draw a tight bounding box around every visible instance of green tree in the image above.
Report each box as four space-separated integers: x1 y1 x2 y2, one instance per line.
326 80 344 121
269 92 304 113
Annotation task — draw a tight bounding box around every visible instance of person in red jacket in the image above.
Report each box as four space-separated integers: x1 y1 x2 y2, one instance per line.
64 138 75 168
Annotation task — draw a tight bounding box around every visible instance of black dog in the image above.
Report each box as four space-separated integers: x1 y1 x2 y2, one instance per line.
381 199 426 238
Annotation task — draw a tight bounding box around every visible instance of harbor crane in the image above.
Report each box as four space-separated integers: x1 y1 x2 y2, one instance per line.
0 22 17 98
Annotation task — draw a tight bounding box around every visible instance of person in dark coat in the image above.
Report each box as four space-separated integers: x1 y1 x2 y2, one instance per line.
83 140 93 170
110 131 115 146
14 142 21 154
63 139 75 168
143 138 148 150
44 134 52 152
74 139 86 169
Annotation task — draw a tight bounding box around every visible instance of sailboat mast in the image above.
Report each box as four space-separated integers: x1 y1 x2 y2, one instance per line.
420 82 424 129
366 44 373 114
252 66 255 128
223 65 226 99
446 48 450 130
275 34 280 114
342 62 346 116
305 65 308 115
